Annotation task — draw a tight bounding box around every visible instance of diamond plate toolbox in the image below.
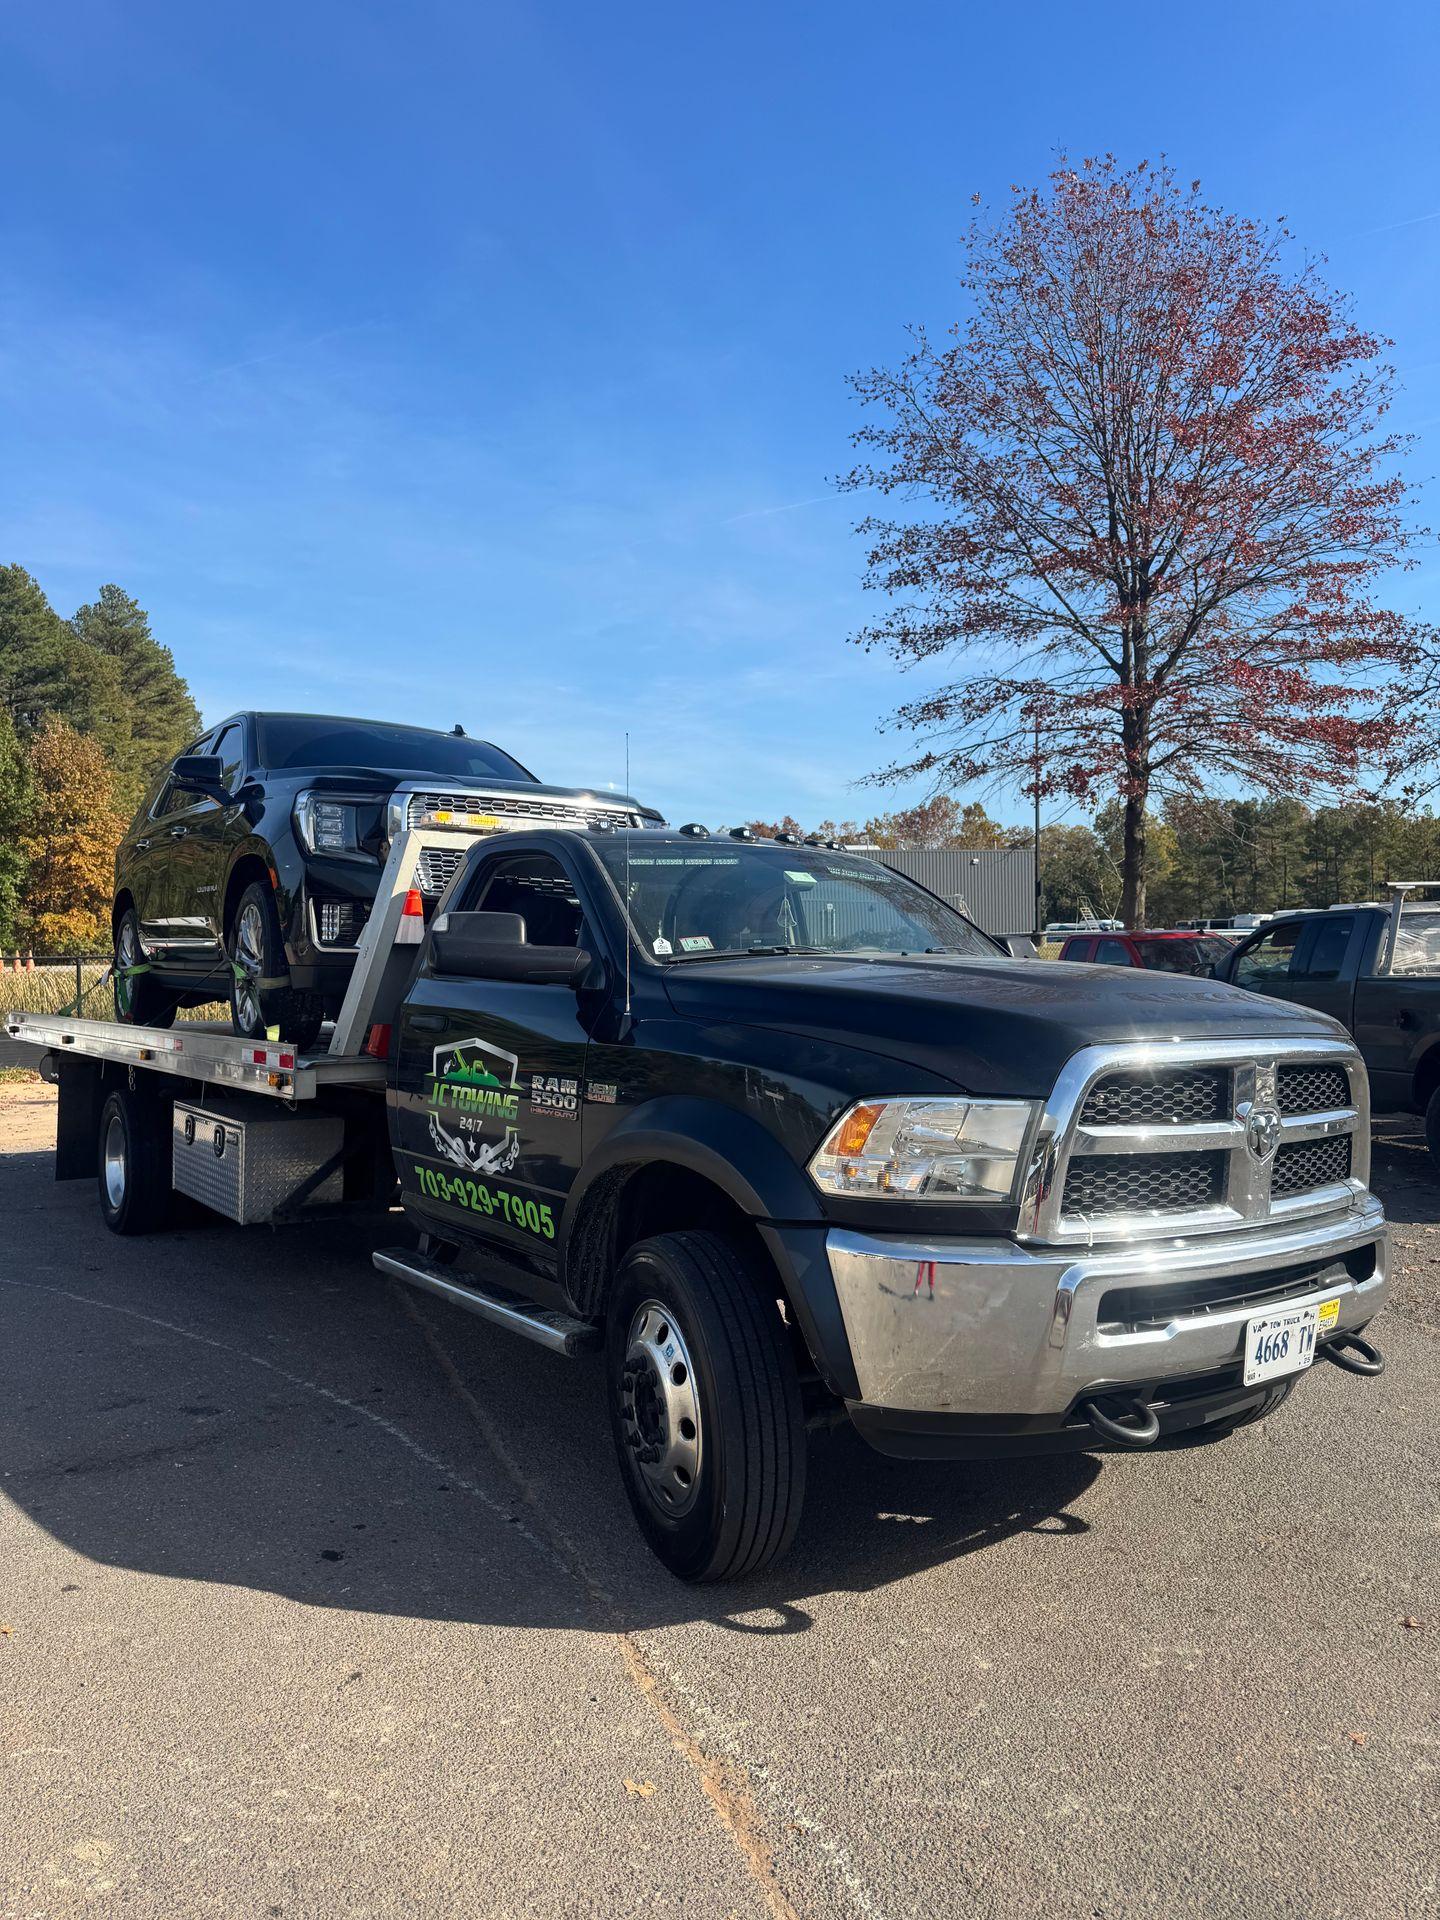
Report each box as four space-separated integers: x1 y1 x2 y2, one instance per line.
173 1099 344 1224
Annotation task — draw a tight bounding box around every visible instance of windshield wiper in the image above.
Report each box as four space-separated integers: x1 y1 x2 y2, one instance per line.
666 944 830 962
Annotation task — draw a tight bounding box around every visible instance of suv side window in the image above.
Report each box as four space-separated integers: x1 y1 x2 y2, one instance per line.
1061 939 1094 962
1294 915 1354 982
1233 920 1302 988
1094 938 1134 966
153 733 213 817
467 852 590 949
211 721 245 792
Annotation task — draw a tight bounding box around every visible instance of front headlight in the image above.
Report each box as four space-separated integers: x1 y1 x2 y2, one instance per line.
808 1097 1035 1202
294 790 361 856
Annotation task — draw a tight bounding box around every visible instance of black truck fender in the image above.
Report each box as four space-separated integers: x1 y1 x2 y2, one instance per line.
559 1095 861 1400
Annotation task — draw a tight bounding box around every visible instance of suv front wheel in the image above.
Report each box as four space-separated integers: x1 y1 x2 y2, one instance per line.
227 881 325 1050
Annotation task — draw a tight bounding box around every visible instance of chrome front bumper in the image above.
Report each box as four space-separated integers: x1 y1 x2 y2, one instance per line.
827 1197 1388 1418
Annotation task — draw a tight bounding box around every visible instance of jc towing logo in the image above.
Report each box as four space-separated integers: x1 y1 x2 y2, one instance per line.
427 1036 522 1175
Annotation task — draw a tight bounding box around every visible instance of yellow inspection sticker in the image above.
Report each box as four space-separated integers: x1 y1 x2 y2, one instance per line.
1318 1298 1341 1332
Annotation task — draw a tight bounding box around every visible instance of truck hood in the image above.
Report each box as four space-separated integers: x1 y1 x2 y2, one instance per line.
661 953 1347 1099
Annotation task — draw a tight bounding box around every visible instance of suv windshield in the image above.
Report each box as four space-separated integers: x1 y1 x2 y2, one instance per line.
257 715 534 781
592 842 1000 960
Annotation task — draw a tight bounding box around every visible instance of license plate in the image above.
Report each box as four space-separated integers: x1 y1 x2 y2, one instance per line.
1243 1303 1319 1386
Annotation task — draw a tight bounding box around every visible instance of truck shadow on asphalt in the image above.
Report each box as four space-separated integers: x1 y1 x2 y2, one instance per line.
2 1150 1101 1638
1369 1113 1440 1229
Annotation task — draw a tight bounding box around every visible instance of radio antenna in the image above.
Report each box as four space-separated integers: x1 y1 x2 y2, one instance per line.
623 731 632 1017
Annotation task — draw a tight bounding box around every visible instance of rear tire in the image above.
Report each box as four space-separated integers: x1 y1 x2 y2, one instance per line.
227 881 325 1049
98 1083 175 1235
111 908 177 1028
607 1231 806 1582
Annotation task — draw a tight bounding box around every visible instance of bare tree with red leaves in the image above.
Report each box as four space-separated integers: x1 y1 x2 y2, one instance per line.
841 156 1427 925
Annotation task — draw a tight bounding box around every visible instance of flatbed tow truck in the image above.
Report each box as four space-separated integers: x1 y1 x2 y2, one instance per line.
4 821 1391 1580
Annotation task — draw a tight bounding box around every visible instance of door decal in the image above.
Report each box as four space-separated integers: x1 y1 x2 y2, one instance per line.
427 1035 522 1175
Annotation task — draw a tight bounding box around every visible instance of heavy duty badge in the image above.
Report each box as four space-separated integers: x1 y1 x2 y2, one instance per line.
428 1036 522 1174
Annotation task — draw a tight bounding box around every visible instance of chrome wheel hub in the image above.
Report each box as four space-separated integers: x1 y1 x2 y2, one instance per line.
233 902 265 1032
619 1300 702 1516
103 1113 127 1211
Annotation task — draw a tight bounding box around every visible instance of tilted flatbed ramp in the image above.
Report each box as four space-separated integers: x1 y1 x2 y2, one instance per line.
1 1013 384 1100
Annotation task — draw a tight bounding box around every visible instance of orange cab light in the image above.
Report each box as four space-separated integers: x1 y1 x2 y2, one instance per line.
835 1102 885 1158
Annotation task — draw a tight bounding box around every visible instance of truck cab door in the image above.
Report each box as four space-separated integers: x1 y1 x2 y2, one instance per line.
1284 914 1358 1029
393 845 599 1279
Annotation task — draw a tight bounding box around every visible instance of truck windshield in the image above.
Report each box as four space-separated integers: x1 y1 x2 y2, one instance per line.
592 842 1001 960
257 715 534 781
1132 936 1230 975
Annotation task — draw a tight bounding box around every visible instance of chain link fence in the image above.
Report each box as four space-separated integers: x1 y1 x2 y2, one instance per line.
1 955 227 1021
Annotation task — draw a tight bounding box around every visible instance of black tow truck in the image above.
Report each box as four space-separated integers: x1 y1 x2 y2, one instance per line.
6 823 1389 1581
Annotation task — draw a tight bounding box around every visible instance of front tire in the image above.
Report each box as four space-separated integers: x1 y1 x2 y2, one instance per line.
607 1231 806 1582
227 881 325 1049
112 908 177 1028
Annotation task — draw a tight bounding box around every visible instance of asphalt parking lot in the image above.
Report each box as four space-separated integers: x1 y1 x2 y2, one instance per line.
2 1081 1437 1920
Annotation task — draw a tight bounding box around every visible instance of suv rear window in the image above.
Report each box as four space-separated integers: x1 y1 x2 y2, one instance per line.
257 716 534 781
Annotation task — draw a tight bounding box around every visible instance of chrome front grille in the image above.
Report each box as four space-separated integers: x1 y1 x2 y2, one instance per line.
1063 1150 1226 1217
1277 1064 1349 1115
405 790 642 831
1022 1039 1367 1245
1272 1133 1352 1197
1079 1068 1228 1127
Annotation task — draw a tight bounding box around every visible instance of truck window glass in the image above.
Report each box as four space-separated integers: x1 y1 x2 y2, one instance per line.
212 722 245 791
1388 906 1440 976
257 716 533 782
1233 922 1301 987
153 733 214 816
592 843 998 959
1132 937 1226 975
1094 939 1133 966
1295 916 1353 981
473 853 588 948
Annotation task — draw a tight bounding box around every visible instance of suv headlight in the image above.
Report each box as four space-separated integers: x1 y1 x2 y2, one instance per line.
808 1098 1035 1201
294 790 362 856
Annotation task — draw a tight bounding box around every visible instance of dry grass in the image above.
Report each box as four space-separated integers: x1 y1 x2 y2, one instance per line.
0 962 226 1022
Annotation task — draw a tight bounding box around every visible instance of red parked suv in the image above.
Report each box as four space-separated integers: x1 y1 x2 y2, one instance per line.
1057 929 1232 975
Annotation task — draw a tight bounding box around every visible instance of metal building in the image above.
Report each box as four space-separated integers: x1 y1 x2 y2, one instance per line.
848 845 1037 937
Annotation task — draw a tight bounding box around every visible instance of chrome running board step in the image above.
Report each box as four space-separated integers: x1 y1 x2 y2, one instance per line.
374 1247 599 1357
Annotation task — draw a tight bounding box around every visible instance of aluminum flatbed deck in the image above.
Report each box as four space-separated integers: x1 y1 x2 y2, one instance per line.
1 1013 385 1100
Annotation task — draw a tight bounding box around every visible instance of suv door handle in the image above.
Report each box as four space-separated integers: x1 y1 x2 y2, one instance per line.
409 1013 447 1032
134 837 152 851
168 826 189 838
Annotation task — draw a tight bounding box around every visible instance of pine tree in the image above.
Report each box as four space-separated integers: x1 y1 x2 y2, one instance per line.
0 708 31 949
0 564 132 765
70 584 201 811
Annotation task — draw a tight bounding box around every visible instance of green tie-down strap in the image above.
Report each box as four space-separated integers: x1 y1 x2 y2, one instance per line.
231 960 289 991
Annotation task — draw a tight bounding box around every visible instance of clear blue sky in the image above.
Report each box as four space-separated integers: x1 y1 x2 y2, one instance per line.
3 1 1437 828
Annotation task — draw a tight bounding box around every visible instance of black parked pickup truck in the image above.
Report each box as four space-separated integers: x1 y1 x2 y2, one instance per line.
111 711 661 1047
21 828 1389 1582
1215 884 1440 1163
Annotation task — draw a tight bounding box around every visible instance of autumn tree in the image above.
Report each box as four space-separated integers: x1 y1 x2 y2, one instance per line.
15 717 126 953
842 157 1426 924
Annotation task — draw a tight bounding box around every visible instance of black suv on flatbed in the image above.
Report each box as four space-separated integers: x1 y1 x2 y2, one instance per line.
111 711 658 1045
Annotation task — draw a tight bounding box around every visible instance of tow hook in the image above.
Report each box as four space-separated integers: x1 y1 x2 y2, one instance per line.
1320 1332 1385 1377
1079 1395 1160 1449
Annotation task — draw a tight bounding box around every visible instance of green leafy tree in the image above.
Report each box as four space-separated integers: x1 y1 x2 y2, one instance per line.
0 708 32 949
70 584 201 811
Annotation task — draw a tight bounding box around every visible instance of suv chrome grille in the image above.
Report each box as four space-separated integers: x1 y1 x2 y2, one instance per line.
415 845 467 897
1079 1068 1228 1127
1272 1134 1352 1197
405 790 642 831
1276 1064 1350 1115
1063 1150 1226 1217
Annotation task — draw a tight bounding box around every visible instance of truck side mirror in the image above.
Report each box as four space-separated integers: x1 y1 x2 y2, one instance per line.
429 910 591 987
